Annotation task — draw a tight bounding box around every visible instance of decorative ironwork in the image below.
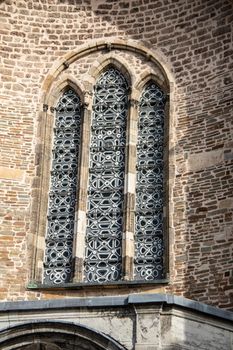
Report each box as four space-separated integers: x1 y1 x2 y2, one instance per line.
84 67 128 283
134 82 166 280
44 88 81 284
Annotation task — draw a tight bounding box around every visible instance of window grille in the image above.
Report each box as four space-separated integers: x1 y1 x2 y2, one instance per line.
42 71 168 286
134 82 166 280
44 89 81 284
84 68 129 283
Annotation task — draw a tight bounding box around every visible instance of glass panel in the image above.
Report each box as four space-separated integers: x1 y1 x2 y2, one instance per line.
85 68 128 283
44 88 81 284
135 82 166 280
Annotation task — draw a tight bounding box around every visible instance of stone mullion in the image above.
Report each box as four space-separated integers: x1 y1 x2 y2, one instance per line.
123 98 138 281
73 94 92 282
163 98 170 279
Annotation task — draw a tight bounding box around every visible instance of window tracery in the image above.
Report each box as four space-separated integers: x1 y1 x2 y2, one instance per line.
134 82 166 280
84 68 129 283
41 60 168 286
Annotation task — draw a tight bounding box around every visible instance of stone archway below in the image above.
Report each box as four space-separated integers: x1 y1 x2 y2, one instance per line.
0 321 126 350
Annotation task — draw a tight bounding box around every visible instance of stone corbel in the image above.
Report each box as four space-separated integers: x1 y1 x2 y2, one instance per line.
82 90 92 109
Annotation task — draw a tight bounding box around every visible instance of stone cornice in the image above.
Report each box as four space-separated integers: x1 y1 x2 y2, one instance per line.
0 293 232 323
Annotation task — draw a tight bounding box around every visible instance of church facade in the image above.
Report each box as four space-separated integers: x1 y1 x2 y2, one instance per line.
0 0 232 349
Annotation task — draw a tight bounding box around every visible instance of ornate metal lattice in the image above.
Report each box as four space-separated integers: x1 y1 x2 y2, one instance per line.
84 67 128 283
134 82 166 280
44 88 81 284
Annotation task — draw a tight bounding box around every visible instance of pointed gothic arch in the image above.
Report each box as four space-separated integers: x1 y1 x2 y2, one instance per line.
30 39 174 288
88 56 132 87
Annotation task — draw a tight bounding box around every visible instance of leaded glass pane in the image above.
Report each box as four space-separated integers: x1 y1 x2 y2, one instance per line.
84 67 128 283
135 82 166 280
44 88 81 284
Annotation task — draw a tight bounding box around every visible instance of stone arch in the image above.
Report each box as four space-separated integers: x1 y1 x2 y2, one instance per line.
0 321 126 350
45 75 85 108
134 71 168 96
87 55 133 89
30 38 175 286
40 39 173 105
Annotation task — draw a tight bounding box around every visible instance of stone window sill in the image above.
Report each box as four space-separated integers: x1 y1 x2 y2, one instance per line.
27 279 169 290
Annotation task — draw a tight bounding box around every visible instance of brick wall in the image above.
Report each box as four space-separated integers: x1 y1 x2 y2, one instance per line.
0 0 232 308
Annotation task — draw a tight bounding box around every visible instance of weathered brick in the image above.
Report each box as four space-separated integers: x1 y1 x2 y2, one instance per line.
0 0 232 310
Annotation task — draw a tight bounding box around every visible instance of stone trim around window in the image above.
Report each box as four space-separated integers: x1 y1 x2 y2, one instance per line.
29 40 174 288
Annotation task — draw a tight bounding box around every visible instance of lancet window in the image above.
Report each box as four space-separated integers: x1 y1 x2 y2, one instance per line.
42 66 167 286
84 68 128 283
43 89 82 284
134 82 166 281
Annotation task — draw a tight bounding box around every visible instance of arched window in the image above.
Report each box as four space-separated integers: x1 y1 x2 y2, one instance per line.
84 67 129 283
42 79 167 285
135 82 166 281
33 45 170 288
43 88 82 284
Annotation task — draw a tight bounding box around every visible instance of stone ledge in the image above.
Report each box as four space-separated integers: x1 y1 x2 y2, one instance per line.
27 279 169 290
0 293 232 322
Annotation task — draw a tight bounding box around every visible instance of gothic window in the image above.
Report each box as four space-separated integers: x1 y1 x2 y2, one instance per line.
134 82 166 281
43 89 82 284
84 68 129 283
42 66 167 286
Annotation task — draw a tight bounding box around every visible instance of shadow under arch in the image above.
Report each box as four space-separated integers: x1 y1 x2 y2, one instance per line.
0 320 127 350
